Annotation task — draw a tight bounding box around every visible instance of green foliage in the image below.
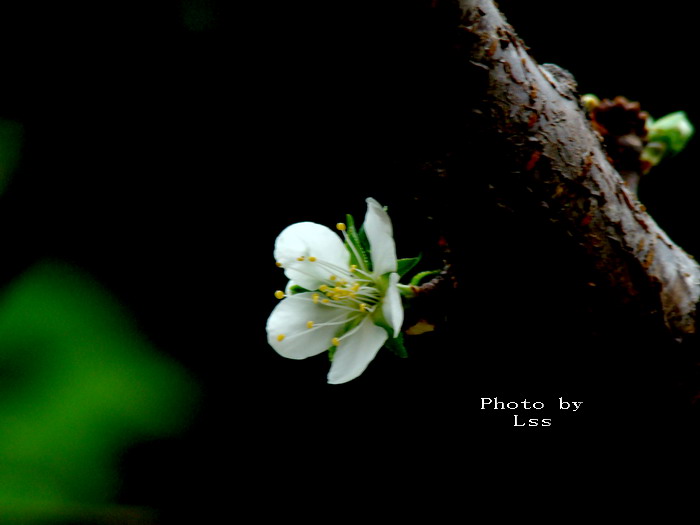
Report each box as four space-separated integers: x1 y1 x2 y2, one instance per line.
0 261 198 520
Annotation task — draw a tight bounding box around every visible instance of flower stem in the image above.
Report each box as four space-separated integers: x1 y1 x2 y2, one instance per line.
397 284 416 299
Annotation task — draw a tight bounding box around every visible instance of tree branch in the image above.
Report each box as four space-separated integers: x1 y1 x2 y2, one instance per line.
448 0 700 341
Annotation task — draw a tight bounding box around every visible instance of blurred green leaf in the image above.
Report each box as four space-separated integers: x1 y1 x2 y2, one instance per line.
0 261 198 521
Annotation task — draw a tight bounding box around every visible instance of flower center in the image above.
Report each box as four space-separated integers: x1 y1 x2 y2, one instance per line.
306 257 384 348
274 254 384 348
278 249 381 311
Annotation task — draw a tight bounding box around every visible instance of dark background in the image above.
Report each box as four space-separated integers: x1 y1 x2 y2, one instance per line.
1 0 698 519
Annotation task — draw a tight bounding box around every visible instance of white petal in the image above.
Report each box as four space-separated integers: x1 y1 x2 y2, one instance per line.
382 272 404 337
364 198 397 276
267 293 351 359
274 222 349 290
327 318 388 384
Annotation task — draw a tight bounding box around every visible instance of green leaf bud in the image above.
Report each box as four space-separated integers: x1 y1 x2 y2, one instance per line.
642 111 694 168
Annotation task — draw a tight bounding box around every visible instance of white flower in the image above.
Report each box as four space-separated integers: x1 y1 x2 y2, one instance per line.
266 198 404 384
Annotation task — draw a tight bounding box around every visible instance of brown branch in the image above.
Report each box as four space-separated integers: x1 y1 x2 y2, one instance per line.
448 0 700 341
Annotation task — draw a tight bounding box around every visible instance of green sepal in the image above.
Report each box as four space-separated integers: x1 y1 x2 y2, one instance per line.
357 225 370 256
409 269 442 287
383 332 408 359
396 254 422 278
289 284 311 295
345 214 372 271
372 314 407 358
328 345 338 361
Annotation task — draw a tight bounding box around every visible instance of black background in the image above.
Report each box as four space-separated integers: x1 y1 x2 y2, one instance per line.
1 0 699 519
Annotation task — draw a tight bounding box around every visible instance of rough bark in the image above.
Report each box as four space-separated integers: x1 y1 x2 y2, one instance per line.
447 0 700 342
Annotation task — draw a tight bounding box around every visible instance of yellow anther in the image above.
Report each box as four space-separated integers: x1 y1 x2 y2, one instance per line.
359 303 368 312
350 264 357 272
274 290 285 300
308 256 317 262
330 275 337 281
332 337 341 346
322 299 330 304
319 284 329 292
307 321 314 329
336 223 346 231
352 283 361 292
312 293 320 304
276 261 283 268
297 256 305 261
277 334 286 342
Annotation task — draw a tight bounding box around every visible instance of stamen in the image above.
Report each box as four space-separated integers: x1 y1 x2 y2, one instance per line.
295 294 369 313
277 262 329 286
274 290 285 300
341 295 375 310
311 312 359 330
282 257 372 297
308 256 317 262
351 267 374 279
308 257 359 283
359 303 368 312
337 319 368 342
279 312 361 343
351 291 379 303
336 223 346 231
297 256 305 262
337 229 368 273
331 337 341 346
276 261 283 268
